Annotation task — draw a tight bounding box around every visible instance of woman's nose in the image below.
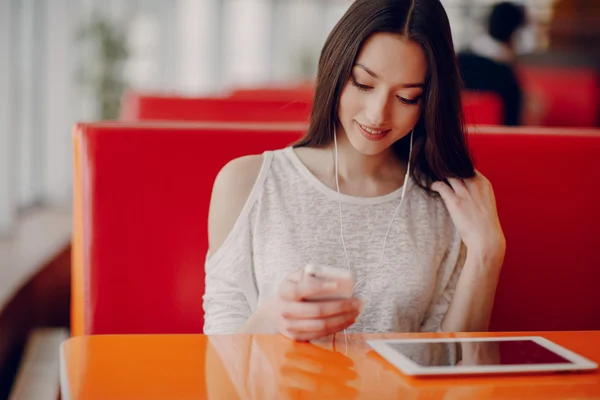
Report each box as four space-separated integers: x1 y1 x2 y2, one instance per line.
364 90 389 126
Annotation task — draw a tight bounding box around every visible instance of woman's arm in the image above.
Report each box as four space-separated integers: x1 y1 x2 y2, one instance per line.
204 155 264 334
432 172 506 332
206 154 361 338
441 245 505 332
236 301 278 334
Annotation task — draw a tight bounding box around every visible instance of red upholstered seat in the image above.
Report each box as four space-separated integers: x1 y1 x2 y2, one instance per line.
518 66 600 127
72 123 600 335
468 126 600 331
228 86 315 102
120 91 312 123
71 123 305 336
122 90 504 126
462 91 503 126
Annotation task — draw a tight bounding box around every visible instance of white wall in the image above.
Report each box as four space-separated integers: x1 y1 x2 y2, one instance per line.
0 0 16 234
174 0 224 94
16 0 44 208
41 0 75 207
6 0 558 237
114 0 352 94
223 0 272 88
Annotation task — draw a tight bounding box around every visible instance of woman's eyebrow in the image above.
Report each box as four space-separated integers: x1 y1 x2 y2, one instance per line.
355 63 424 88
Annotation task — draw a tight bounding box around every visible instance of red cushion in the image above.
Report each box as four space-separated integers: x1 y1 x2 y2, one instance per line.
469 126 600 331
74 123 600 334
228 86 315 102
73 123 304 334
462 91 504 125
518 66 600 127
121 92 312 123
122 90 504 126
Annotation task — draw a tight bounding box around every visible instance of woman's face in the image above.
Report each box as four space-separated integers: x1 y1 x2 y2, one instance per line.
337 32 427 156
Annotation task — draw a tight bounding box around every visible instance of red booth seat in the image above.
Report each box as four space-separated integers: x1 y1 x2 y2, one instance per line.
121 91 312 123
228 83 315 102
470 126 600 331
72 122 304 336
122 90 504 126
518 65 600 127
72 123 600 335
229 87 503 125
462 91 503 126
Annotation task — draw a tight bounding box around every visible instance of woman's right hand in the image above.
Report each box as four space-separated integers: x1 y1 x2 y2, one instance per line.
266 270 362 342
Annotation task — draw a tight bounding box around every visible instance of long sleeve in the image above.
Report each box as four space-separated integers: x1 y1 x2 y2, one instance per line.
420 231 466 333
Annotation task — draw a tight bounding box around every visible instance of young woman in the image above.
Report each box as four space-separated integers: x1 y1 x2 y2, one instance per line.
204 0 506 341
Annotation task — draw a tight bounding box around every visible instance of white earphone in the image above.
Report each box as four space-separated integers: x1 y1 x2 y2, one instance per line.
332 128 414 289
333 127 414 352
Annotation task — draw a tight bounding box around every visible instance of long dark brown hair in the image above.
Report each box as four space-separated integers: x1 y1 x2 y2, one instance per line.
295 0 476 192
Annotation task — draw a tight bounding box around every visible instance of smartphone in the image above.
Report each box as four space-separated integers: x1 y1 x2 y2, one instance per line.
302 264 354 301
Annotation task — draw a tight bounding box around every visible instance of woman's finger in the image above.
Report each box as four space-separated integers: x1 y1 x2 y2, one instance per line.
466 173 496 207
286 269 305 283
279 276 340 301
464 178 483 202
282 310 359 335
280 315 357 342
280 298 361 320
431 181 456 205
447 177 469 197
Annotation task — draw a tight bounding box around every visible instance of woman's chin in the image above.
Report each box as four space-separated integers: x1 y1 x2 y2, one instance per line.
346 133 393 156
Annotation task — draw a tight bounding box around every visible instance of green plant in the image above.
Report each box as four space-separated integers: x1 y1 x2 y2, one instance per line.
77 14 129 119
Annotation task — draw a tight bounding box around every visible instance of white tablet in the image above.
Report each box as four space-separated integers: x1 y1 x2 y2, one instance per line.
367 336 598 376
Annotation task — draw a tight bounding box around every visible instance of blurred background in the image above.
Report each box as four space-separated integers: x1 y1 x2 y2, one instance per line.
2 0 600 232
0 0 599 398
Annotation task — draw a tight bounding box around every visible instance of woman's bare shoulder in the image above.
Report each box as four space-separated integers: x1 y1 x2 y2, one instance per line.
207 154 264 256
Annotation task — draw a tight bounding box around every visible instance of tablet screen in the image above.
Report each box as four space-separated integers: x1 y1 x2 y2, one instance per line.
388 340 574 367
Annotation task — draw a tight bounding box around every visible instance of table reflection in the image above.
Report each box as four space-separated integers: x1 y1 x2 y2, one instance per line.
459 341 501 366
207 334 359 399
204 334 599 400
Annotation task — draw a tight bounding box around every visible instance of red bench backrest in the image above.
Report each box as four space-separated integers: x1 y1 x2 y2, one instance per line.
72 123 600 335
462 91 504 126
122 90 505 126
121 92 312 123
518 66 600 127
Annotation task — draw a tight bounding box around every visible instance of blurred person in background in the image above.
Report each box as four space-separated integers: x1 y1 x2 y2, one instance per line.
458 2 527 126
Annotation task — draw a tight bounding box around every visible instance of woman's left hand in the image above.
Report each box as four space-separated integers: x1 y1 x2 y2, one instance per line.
431 172 506 262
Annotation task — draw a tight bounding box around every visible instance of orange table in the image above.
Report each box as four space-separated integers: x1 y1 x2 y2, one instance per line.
60 331 600 399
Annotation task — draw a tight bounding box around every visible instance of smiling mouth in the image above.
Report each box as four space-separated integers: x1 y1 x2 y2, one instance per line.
355 121 391 141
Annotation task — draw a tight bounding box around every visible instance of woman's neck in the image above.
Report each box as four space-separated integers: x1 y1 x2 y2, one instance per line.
327 131 405 184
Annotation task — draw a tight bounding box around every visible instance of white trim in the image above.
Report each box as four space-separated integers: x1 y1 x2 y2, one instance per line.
59 340 71 400
9 328 70 400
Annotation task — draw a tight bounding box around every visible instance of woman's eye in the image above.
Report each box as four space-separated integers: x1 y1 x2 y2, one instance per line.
351 76 421 105
397 96 421 105
351 77 372 91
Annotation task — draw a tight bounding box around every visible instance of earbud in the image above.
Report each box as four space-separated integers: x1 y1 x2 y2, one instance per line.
333 128 413 289
333 128 413 352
